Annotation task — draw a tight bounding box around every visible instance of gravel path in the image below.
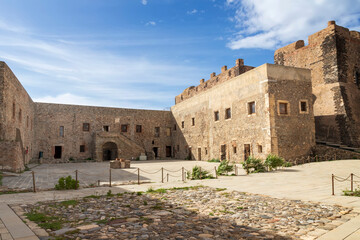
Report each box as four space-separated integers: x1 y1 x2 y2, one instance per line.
15 186 357 240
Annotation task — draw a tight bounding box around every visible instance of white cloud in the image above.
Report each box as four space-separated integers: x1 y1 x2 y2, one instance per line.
145 21 156 26
187 9 198 15
141 0 147 5
226 0 360 49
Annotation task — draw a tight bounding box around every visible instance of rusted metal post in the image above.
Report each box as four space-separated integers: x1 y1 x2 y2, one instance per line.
167 173 169 182
137 168 140 185
182 167 184 182
75 170 78 190
161 167 164 183
215 166 217 179
351 173 354 192
332 174 335 196
32 171 36 193
109 168 112 187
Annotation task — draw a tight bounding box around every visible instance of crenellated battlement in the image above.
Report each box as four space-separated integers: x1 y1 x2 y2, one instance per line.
175 59 254 104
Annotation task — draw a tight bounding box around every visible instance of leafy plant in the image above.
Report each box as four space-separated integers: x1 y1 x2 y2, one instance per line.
343 188 360 197
25 211 63 230
217 160 234 175
282 161 293 167
242 156 266 174
86 157 92 160
68 157 75 162
187 166 214 180
265 154 284 171
106 190 114 197
55 176 79 190
147 187 167 194
208 158 220 163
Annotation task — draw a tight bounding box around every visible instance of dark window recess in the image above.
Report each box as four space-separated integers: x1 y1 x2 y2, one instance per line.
136 125 142 133
225 108 231 119
166 146 172 157
59 126 64 137
355 71 360 88
279 103 288 115
248 102 255 114
177 145 179 151
152 140 155 145
300 101 307 112
258 145 263 153
153 147 159 158
80 145 85 152
174 124 177 131
181 121 184 128
12 102 15 119
233 146 237 154
220 144 226 160
121 124 128 132
83 123 90 131
19 109 22 123
214 111 219 121
103 126 109 132
155 127 160 137
192 118 195 126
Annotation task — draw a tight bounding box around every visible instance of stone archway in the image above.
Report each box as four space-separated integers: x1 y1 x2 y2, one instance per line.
102 142 118 161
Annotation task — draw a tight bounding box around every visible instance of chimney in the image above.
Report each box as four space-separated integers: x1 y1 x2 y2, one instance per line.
328 20 336 27
235 59 244 66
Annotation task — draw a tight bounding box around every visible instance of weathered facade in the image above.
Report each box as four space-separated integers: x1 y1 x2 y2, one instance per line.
275 21 360 147
172 63 314 161
0 21 358 172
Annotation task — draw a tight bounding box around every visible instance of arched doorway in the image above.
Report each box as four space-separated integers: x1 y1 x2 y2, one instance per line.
102 142 118 161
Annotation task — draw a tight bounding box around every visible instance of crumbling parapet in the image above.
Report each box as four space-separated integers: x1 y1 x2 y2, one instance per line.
175 59 254 104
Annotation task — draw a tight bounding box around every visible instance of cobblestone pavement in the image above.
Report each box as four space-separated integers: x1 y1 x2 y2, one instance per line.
2 161 223 190
16 186 357 240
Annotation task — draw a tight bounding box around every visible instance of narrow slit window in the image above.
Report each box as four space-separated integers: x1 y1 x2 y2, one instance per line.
83 123 90 131
121 124 128 132
136 125 142 133
225 108 231 119
60 126 64 137
248 101 255 115
214 111 219 121
192 117 195 126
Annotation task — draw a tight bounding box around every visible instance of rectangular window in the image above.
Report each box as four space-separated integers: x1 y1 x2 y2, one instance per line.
80 145 85 152
83 123 90 131
214 111 219 121
174 124 177 131
192 117 195 126
59 126 64 137
300 100 308 113
166 127 171 136
181 121 184 128
136 125 142 133
12 102 15 120
19 109 22 123
205 147 208 155
121 124 128 132
258 145 263 153
225 108 231 119
279 102 288 115
248 101 256 115
103 125 109 132
233 146 237 154
155 127 160 137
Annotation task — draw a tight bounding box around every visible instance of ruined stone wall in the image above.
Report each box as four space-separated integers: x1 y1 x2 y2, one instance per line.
171 64 314 162
32 103 173 162
274 21 360 147
0 62 35 171
175 59 254 104
267 65 315 160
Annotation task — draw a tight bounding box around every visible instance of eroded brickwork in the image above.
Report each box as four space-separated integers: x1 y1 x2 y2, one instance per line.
0 62 35 172
275 21 360 147
175 59 254 104
171 64 314 162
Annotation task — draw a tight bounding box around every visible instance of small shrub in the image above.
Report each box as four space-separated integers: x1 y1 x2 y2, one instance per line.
86 157 92 161
282 161 293 167
187 166 214 180
55 176 79 190
26 211 62 230
343 188 360 197
217 160 234 175
106 190 114 197
208 158 220 163
265 154 284 171
68 157 75 162
242 156 266 174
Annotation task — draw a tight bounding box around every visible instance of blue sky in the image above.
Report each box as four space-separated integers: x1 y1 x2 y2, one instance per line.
0 0 359 110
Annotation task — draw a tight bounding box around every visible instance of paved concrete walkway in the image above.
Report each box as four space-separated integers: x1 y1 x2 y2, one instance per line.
0 203 38 240
1 160 360 239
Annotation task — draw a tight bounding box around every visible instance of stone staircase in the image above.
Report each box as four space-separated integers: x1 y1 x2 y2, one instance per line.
316 140 360 153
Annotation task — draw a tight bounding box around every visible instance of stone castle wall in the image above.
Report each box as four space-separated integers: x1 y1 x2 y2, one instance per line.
0 62 35 172
171 64 314 162
175 59 254 104
33 103 174 162
274 21 360 147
